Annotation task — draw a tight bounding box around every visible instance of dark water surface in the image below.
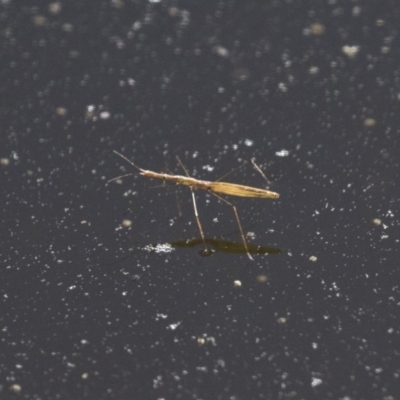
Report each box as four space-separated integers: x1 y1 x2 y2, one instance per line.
1 1 400 399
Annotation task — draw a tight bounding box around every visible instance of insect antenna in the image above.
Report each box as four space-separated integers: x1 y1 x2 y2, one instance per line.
215 160 248 182
106 173 137 185
251 158 272 185
113 150 143 171
107 150 145 185
176 156 191 177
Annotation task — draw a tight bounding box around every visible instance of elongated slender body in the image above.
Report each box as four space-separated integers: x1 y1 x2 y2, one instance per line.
111 151 280 260
138 169 279 199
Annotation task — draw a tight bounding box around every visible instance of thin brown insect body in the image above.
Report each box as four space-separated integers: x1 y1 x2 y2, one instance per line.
209 181 279 198
123 166 279 199
111 150 279 260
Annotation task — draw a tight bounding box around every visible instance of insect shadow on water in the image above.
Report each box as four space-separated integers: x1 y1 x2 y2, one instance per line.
109 151 280 261
171 236 281 258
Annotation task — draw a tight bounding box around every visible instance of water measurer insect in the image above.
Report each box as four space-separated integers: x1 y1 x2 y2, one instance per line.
110 151 280 260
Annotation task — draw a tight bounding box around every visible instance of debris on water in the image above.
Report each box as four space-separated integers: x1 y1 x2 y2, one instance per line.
121 219 132 228
363 118 377 127
372 218 382 226
308 23 326 36
256 274 268 283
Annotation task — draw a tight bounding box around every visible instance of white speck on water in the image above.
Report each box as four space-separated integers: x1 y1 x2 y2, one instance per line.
143 243 175 254
168 321 181 330
342 45 360 58
311 377 323 387
100 111 111 119
213 45 229 57
202 164 215 172
275 149 289 157
278 82 288 92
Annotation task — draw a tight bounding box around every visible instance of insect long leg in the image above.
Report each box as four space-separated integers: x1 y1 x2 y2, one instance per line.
188 187 210 256
176 156 211 256
210 192 254 261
